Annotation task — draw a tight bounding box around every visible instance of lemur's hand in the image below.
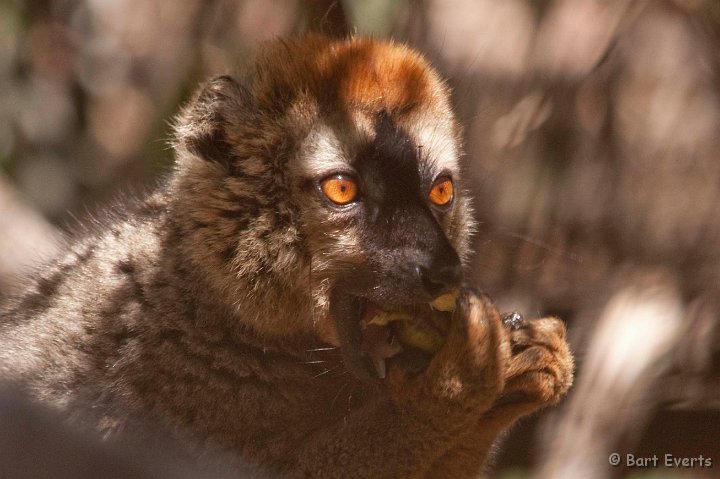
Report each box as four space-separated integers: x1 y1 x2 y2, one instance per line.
489 314 574 419
387 288 573 429
387 289 511 427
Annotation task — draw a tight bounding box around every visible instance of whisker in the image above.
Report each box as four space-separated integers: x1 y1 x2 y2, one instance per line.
347 389 355 414
306 347 338 352
330 382 349 410
490 229 584 263
312 365 341 379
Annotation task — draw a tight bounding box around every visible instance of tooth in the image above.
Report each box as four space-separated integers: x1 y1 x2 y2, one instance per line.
371 356 386 379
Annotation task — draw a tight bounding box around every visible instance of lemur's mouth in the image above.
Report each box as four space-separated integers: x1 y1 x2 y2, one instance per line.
330 289 458 380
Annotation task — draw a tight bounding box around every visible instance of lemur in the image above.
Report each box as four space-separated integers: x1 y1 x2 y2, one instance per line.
0 35 573 478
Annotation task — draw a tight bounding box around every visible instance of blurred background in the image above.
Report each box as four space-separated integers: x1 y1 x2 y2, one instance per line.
1 0 719 478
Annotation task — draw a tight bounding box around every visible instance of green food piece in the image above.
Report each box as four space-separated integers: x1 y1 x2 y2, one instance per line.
368 291 458 354
369 311 413 326
392 320 445 354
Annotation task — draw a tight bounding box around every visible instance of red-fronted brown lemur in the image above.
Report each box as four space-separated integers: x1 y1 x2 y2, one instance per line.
0 34 573 478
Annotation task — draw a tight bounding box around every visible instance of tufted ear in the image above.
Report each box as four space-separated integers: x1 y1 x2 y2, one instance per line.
173 75 247 170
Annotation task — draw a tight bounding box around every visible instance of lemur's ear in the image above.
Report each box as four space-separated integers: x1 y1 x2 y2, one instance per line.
173 75 246 170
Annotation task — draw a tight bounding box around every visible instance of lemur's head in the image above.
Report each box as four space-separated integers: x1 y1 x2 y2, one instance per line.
172 35 474 378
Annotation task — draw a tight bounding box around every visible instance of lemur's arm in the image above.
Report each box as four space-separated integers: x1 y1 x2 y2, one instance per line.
427 316 574 478
290 293 572 479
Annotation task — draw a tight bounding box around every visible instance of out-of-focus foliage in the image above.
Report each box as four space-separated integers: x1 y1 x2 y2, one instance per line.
1 0 719 477
0 0 304 220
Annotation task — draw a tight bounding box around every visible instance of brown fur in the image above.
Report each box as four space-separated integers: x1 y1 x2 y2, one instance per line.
0 35 573 478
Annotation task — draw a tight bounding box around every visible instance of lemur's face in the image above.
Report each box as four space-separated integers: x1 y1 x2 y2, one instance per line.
297 114 472 377
174 35 474 379
284 37 475 379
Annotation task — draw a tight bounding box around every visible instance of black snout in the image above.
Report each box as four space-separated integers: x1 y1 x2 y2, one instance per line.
415 252 463 297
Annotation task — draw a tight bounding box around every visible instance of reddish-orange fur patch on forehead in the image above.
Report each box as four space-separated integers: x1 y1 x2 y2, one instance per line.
317 37 435 113
253 35 442 115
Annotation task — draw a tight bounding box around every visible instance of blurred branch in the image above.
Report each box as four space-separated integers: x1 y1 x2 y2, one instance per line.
661 296 720 411
537 273 685 479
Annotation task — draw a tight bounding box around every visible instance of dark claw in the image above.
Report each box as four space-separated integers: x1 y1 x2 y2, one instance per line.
501 311 524 330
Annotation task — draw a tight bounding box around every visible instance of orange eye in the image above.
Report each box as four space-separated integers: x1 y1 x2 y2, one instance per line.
320 175 358 205
429 177 454 207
